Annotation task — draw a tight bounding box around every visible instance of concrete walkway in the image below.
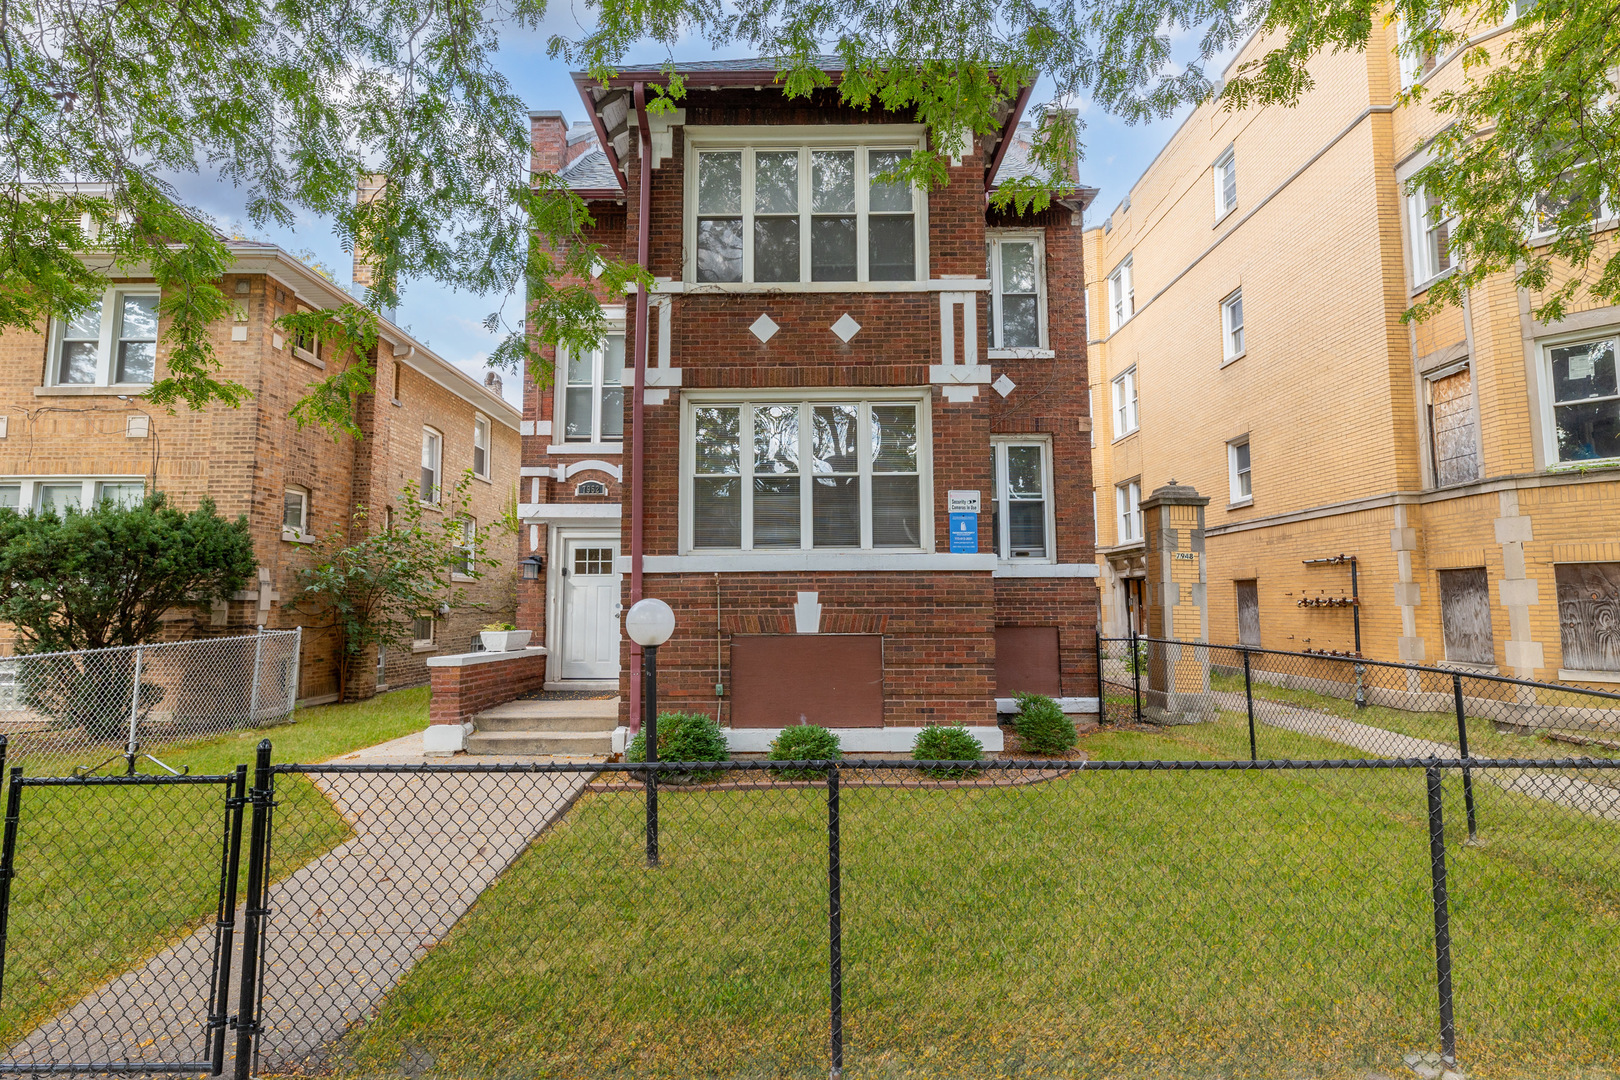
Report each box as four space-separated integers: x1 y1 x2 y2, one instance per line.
1214 690 1620 821
1 737 595 1073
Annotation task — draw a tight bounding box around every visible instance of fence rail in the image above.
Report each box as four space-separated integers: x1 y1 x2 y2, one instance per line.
0 630 301 770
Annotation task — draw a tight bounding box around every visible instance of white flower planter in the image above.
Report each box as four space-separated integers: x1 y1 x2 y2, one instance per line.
479 630 533 653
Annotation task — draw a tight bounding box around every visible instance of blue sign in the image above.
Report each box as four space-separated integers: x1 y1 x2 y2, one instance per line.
949 512 979 554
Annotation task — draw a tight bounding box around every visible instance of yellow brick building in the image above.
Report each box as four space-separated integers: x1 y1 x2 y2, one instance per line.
1087 12 1620 690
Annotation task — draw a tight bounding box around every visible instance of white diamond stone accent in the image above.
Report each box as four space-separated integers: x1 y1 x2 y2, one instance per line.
830 313 861 342
992 374 1016 397
750 313 780 343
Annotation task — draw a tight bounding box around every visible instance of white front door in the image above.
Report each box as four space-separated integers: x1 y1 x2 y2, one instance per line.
560 537 621 680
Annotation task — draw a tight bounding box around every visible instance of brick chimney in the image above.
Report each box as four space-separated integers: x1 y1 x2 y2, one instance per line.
483 371 503 396
531 111 568 175
352 173 387 291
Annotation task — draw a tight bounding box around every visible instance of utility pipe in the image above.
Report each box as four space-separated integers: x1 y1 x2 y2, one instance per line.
628 81 652 732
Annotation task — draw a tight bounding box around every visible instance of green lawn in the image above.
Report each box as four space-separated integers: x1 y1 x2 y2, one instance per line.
329 716 1620 1080
0 687 427 1049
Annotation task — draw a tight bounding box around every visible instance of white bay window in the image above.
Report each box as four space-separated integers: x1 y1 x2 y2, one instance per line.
685 393 929 552
689 135 925 284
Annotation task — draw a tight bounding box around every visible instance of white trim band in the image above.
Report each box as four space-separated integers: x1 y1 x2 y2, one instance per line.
519 503 622 523
991 563 1100 578
995 697 1100 715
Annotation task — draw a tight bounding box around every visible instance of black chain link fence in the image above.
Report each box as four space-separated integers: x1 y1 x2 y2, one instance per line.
0 679 1616 1078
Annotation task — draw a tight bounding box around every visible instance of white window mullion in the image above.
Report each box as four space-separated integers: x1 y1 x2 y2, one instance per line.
996 445 1010 559
799 402 814 550
856 148 870 281
740 402 756 551
591 347 604 442
96 287 116 385
989 243 1003 349
857 402 874 550
799 147 812 283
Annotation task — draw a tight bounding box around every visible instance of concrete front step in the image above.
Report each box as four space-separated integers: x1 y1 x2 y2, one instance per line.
474 698 619 733
463 729 615 756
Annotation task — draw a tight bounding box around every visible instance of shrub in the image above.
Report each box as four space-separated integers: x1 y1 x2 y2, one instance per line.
768 724 842 779
1012 692 1076 755
626 711 729 780
912 724 984 778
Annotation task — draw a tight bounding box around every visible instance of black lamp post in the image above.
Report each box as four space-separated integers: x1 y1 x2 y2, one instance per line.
624 598 675 866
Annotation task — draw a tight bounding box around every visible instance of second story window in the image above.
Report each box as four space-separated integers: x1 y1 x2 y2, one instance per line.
1112 367 1139 437
1213 147 1237 216
50 289 159 388
472 416 491 478
560 333 625 443
691 140 922 285
1409 188 1453 284
1116 480 1142 544
421 427 442 504
1108 257 1134 333
1228 437 1253 503
1545 335 1619 464
1222 289 1245 360
283 487 309 536
987 234 1046 351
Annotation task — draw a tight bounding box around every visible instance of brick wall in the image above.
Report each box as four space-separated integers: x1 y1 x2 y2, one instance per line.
428 649 550 726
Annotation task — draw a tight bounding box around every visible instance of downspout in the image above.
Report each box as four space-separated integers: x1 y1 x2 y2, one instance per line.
629 81 652 732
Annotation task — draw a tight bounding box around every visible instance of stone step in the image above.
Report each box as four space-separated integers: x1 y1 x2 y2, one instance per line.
474 698 619 732
463 730 614 756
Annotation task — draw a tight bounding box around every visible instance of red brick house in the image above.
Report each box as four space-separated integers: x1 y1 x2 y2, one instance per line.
518 62 1100 751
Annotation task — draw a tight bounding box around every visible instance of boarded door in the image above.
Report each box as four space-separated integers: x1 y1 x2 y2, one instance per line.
1428 367 1481 487
730 635 884 727
1555 562 1620 672
995 626 1061 697
1438 567 1494 665
1235 580 1260 646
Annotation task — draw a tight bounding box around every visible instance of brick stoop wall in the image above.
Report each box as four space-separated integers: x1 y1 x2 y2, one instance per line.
425 648 550 750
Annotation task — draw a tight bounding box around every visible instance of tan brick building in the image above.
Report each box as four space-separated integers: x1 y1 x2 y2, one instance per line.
1087 11 1620 689
509 64 1101 753
0 236 521 702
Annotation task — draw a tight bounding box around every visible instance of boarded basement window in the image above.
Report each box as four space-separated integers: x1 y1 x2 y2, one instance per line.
1235 580 1260 647
729 635 884 728
1438 567 1494 666
1555 562 1620 672
994 626 1060 697
1427 366 1480 487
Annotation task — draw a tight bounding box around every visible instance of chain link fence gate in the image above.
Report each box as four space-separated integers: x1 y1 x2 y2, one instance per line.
0 739 248 1074
0 630 301 773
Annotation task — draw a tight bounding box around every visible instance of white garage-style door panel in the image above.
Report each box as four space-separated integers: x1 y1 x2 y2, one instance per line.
560 538 621 680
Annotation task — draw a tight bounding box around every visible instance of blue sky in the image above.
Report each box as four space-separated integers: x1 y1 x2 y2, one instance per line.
174 18 1199 408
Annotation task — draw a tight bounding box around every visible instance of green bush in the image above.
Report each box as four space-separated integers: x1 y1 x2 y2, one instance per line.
1012 692 1077 755
912 724 984 778
767 724 842 779
625 711 729 779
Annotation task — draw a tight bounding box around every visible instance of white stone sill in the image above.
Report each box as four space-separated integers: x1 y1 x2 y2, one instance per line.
653 279 991 295
991 563 1100 578
1558 669 1620 686
988 348 1056 360
34 384 151 397
281 528 316 544
426 645 547 669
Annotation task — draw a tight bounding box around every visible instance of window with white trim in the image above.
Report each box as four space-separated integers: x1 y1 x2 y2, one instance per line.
0 477 144 515
1527 165 1613 240
1408 188 1453 284
1213 147 1237 216
1544 335 1620 464
1397 19 1436 89
690 139 923 283
1221 289 1245 360
49 288 159 387
1112 367 1138 436
1228 437 1252 503
990 439 1054 560
987 233 1046 350
1505 0 1537 23
1108 257 1134 332
559 332 625 442
472 416 491 478
421 427 443 504
685 394 927 552
454 517 476 576
412 615 435 646
283 487 309 535
1116 480 1142 544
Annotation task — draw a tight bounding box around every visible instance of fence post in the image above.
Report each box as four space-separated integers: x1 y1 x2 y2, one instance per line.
125 645 145 775
1424 765 1459 1070
827 762 843 1080
248 629 264 726
1243 649 1257 762
1452 673 1477 842
1095 631 1105 725
0 760 20 1005
287 627 303 714
209 764 249 1075
1131 627 1143 723
233 740 273 1080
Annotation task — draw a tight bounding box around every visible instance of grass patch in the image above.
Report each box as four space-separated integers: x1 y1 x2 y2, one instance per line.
333 717 1619 1079
0 687 427 1049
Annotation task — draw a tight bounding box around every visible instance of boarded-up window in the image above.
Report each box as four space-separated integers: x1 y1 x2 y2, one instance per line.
1235 580 1260 646
1427 366 1480 487
1555 562 1620 672
995 626 1060 697
730 635 884 727
1438 568 1494 665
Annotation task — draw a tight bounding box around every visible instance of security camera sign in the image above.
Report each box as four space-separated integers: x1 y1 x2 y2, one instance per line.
948 490 979 554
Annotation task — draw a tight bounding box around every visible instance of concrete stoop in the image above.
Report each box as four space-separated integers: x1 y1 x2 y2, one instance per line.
464 697 620 757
